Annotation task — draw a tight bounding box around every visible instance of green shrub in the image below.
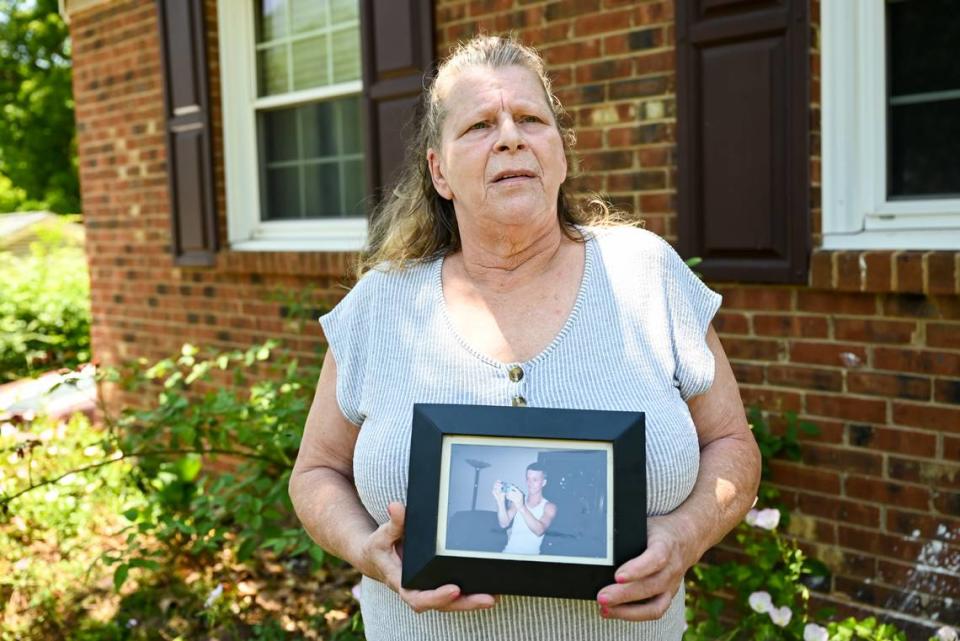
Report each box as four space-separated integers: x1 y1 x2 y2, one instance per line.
0 233 90 380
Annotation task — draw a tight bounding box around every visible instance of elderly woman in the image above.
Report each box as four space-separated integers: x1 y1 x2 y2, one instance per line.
289 35 760 640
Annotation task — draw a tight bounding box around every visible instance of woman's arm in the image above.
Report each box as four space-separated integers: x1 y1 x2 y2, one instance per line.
289 349 496 613
597 326 761 621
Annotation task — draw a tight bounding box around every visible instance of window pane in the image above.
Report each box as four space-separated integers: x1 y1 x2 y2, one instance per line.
888 98 960 198
255 0 288 42
258 45 289 96
263 167 301 219
261 109 299 162
331 28 361 83
292 35 329 91
887 0 960 97
290 0 328 34
331 0 359 23
304 163 342 217
257 96 365 220
343 159 366 216
339 96 363 154
301 101 338 158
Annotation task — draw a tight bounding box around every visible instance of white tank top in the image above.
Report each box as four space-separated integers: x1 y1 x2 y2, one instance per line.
502 499 549 554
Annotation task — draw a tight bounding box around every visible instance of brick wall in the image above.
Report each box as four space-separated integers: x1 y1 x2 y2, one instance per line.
70 0 958 634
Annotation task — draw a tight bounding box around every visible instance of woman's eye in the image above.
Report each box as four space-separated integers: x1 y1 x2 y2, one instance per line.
520 115 542 124
468 121 488 131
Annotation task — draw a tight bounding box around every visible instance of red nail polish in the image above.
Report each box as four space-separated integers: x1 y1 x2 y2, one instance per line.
600 605 610 617
597 594 608 606
615 575 626 584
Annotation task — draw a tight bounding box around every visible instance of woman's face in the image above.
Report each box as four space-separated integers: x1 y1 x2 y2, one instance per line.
427 65 567 233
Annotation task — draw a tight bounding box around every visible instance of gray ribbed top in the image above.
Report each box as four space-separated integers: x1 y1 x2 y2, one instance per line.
319 225 722 641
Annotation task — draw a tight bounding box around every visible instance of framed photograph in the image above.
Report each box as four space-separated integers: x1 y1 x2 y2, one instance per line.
402 404 645 600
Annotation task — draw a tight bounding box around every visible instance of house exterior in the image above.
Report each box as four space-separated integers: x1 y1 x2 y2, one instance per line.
63 0 958 635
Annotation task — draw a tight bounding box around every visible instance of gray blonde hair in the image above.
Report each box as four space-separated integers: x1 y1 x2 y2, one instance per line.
358 34 624 277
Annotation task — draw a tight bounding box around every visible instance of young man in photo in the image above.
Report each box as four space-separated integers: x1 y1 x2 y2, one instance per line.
492 463 558 555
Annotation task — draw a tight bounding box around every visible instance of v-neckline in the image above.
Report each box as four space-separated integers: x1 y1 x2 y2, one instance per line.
433 230 595 370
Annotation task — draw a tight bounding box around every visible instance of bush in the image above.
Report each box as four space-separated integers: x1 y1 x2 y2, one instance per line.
0 230 90 380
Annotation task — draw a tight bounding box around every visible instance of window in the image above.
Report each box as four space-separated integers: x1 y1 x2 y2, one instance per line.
821 0 960 249
219 0 367 251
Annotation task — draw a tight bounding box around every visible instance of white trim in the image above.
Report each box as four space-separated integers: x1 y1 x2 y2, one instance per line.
821 0 960 249
217 1 368 251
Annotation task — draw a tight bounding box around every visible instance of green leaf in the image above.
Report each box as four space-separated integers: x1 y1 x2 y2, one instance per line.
175 454 202 482
113 563 129 592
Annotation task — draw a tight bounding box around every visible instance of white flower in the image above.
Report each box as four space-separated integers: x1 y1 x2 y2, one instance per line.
937 626 959 641
204 583 224 608
748 591 772 614
749 508 781 530
769 606 792 627
125 618 138 629
804 623 829 641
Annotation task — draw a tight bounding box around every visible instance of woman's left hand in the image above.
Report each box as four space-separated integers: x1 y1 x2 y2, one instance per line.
595 514 699 621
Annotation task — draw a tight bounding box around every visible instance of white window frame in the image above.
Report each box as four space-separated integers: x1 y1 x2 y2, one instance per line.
821 0 960 250
217 1 367 252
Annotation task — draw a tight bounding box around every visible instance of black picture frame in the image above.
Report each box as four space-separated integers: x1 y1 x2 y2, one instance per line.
402 403 646 600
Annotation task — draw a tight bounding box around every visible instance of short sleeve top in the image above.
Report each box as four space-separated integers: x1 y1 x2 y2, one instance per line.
319 225 722 641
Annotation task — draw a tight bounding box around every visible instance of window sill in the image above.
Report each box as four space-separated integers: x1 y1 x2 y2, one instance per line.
809 249 959 295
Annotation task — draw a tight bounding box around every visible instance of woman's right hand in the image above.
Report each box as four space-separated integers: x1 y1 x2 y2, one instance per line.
492 480 505 501
359 502 497 613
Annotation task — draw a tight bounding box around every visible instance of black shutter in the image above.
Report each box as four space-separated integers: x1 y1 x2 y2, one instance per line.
359 0 435 204
676 0 810 283
156 0 218 266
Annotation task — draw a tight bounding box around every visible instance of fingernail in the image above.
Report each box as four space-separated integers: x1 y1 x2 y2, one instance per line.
597 594 609 606
615 574 626 584
600 605 610 617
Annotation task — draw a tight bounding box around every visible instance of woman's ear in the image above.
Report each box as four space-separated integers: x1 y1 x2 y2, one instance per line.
427 148 453 200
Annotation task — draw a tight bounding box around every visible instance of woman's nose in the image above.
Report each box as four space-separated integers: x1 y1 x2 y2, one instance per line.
495 117 525 152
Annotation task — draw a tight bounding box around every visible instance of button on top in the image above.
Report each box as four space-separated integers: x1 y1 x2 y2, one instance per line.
508 365 524 383
512 395 527 407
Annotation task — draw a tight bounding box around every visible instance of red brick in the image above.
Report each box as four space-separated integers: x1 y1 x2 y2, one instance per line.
716 287 793 311
946 436 960 461
767 364 842 391
789 341 867 367
934 378 960 405
887 457 960 491
797 291 876 315
713 311 749 335
845 476 931 510
806 393 887 423
891 401 960 432
928 322 960 349
927 252 957 295
795 493 880 528
730 362 764 384
800 443 882 476
878 560 960 599
573 8 634 36
834 318 917 344
770 460 841 494
739 386 804 413
753 314 829 338
895 252 925 293
836 252 862 291
882 293 941 319
579 150 634 171
886 508 960 542
862 252 893 292
635 1 673 24
574 58 633 83
637 192 673 213
846 371 931 401
837 526 927 562
847 424 938 458
545 0 601 21
809 251 833 289
873 347 960 376
934 490 960 517
637 147 671 169
720 336 781 361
